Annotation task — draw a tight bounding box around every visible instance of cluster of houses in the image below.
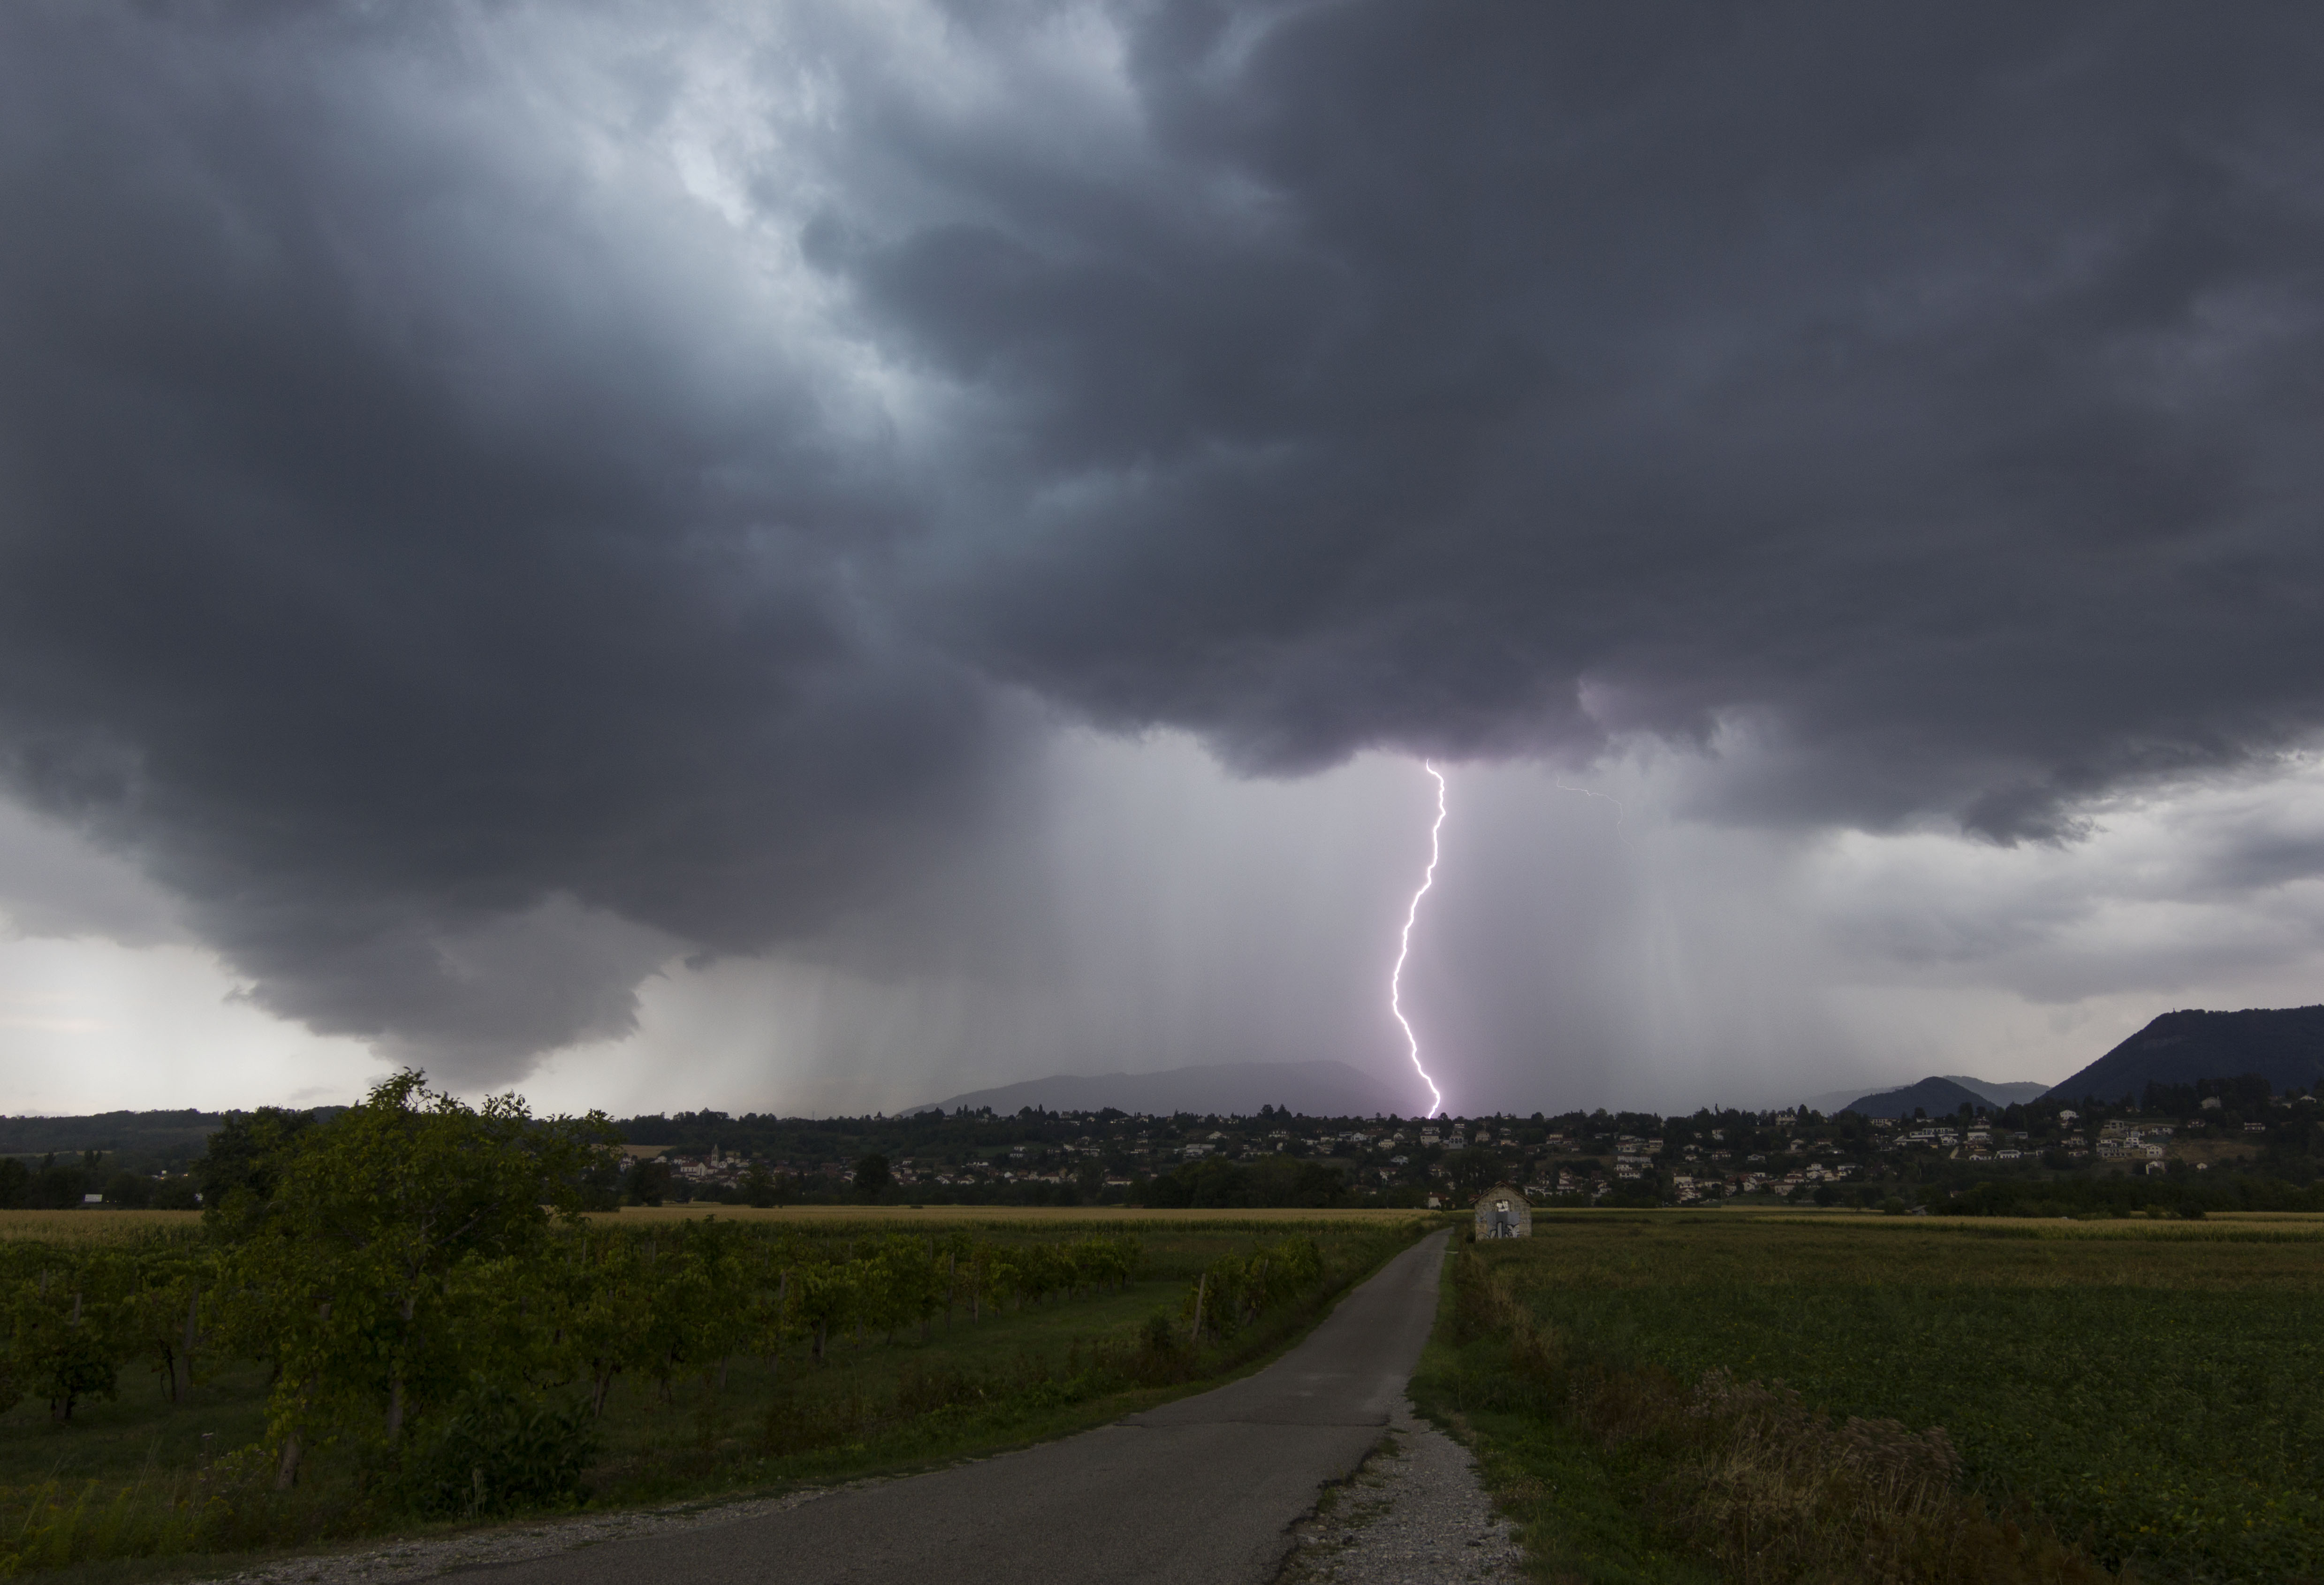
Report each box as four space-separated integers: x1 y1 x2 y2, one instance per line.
617 1088 2300 1211
2095 1119 2172 1172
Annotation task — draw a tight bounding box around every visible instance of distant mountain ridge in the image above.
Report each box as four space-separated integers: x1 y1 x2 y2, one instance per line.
908 1060 1416 1119
1938 1075 2051 1105
1836 1076 1995 1119
2044 1006 2324 1103
1805 1074 2048 1116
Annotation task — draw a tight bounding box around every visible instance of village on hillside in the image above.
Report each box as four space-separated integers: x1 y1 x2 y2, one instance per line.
4 1074 2316 1216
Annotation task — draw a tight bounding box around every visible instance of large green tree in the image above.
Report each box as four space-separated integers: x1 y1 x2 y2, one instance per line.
223 1071 616 1486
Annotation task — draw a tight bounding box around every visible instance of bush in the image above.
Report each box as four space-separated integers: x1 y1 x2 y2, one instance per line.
395 1383 596 1519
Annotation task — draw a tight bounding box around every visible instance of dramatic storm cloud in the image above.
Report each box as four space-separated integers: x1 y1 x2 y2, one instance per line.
1 0 2320 1104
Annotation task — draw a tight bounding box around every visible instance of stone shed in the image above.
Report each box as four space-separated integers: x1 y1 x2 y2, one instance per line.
1473 1185 1532 1240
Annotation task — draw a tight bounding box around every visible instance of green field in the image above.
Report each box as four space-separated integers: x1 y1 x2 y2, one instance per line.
0 1215 1429 1577
1416 1215 2324 1585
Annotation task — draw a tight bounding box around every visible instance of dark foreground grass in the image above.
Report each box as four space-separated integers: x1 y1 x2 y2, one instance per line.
2 1217 1431 1579
1413 1216 2324 1585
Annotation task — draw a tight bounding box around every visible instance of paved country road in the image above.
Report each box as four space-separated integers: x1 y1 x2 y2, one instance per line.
466 1227 1453 1585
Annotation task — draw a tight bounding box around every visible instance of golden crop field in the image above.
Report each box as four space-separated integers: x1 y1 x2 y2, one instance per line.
0 1209 202 1242
0 1204 1440 1243
587 1203 1441 1227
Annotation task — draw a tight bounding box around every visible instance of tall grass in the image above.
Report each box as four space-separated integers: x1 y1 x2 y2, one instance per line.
1432 1250 2118 1585
0 1444 371 1575
1449 1217 2324 1582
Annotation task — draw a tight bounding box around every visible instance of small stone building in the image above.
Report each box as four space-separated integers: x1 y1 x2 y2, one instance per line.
1474 1185 1532 1240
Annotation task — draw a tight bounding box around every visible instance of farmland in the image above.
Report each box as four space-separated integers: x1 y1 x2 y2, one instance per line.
1 1212 1428 1574
1418 1213 2324 1583
0 1076 1435 1577
0 1204 1429 1244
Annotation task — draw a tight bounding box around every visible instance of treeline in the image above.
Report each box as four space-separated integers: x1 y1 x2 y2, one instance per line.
0 1110 251 1174
2139 1073 2279 1116
0 1153 203 1211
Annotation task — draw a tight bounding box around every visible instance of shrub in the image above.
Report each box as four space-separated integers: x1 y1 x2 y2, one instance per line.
395 1382 596 1519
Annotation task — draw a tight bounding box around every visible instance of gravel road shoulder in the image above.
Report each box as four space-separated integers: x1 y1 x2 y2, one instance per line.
210 1482 874 1585
1277 1399 1525 1585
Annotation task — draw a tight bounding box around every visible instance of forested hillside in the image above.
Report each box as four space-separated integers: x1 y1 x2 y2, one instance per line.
2047 1006 2324 1102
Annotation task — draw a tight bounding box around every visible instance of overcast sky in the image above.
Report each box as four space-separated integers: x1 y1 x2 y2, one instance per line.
2 1 2320 1119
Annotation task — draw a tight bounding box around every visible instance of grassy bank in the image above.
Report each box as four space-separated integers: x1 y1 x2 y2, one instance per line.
1413 1215 2324 1584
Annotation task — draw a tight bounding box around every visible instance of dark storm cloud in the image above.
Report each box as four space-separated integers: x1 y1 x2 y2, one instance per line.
883 2 2324 831
0 0 2320 1074
0 1 1033 1073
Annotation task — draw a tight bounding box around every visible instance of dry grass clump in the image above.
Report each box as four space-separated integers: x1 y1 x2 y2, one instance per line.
1666 1371 2109 1584
1453 1251 2122 1585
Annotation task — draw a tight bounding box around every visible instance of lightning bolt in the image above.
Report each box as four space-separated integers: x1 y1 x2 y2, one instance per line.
1555 781 1633 850
1390 761 1448 1119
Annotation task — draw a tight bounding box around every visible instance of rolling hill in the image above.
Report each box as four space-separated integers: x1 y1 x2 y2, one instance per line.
0 1108 244 1169
2044 1006 2324 1104
1833 1076 1995 1119
908 1060 1417 1119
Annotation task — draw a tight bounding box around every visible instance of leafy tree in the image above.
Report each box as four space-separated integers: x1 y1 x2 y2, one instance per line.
150 1176 202 1211
123 1246 214 1404
852 1153 892 1199
792 1259 859 1359
0 1157 26 1209
221 1071 615 1487
195 1108 315 1231
3 1250 130 1419
395 1379 596 1518
576 1153 624 1212
622 1157 672 1206
26 1153 92 1210
741 1162 784 1207
660 1219 753 1395
553 1232 654 1418
739 1232 807 1373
